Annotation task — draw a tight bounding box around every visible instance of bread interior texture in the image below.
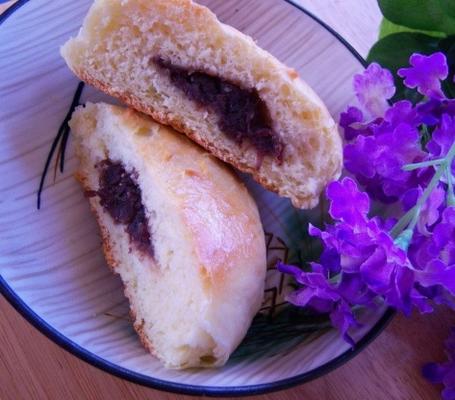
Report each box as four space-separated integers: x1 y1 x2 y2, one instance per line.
62 0 342 209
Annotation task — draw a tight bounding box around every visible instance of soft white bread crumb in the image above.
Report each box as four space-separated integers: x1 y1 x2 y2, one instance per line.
61 0 342 209
70 102 266 369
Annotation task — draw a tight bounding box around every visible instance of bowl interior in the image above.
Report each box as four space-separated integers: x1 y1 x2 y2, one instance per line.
0 0 389 394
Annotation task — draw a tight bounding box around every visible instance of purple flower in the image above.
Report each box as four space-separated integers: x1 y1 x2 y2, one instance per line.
341 55 454 206
415 259 455 295
433 208 455 266
415 284 455 310
417 186 446 234
344 122 426 202
339 106 370 141
408 207 455 309
330 301 360 346
326 176 370 225
398 53 449 99
384 100 419 127
423 327 455 400
278 262 357 342
409 207 455 269
427 114 455 175
279 261 360 345
429 115 455 157
299 51 455 354
353 63 396 118
319 180 417 314
286 270 341 310
401 185 446 235
375 124 424 196
417 98 455 126
344 134 377 176
279 176 455 345
279 178 425 342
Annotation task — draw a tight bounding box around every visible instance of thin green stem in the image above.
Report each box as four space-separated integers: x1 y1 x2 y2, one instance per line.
414 164 445 210
390 208 415 239
445 140 455 166
394 229 414 251
402 158 444 171
447 164 455 207
411 141 455 213
392 140 455 245
406 205 422 233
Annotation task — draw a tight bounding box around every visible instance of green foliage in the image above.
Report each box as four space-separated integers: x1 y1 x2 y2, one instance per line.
231 307 331 360
439 36 455 98
379 18 446 39
379 0 455 35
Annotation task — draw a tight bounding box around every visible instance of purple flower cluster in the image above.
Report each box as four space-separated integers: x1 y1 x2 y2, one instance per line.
423 328 455 400
279 52 455 367
279 178 454 343
341 53 454 203
409 207 455 310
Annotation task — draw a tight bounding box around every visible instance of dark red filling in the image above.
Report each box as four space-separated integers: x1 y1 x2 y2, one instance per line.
153 57 284 161
94 159 153 257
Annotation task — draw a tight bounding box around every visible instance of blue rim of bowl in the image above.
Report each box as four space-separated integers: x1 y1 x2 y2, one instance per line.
0 0 395 396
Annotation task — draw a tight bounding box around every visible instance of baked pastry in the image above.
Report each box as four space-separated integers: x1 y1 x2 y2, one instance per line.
61 0 342 209
69 102 266 369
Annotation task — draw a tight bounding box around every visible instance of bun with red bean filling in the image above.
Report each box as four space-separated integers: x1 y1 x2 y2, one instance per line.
69 102 267 369
62 0 342 209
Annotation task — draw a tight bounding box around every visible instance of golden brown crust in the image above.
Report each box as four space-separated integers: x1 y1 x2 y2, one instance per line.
75 69 313 207
130 309 156 356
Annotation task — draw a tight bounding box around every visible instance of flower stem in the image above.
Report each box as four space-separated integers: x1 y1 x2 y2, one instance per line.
390 208 415 239
394 229 414 251
402 158 444 171
406 205 422 233
447 164 455 207
392 140 455 248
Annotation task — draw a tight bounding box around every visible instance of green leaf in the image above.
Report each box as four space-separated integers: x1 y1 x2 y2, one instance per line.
438 35 455 98
367 32 440 101
379 0 455 35
379 18 446 39
443 0 455 18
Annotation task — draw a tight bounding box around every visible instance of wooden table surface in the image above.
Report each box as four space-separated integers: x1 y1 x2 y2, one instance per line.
1 1 454 399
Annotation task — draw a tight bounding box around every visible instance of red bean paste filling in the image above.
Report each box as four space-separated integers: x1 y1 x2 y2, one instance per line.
94 159 154 257
154 57 284 162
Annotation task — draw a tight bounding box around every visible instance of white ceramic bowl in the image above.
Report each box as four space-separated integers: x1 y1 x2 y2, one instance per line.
0 0 392 396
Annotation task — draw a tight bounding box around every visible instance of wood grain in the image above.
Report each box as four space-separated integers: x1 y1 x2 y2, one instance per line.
0 1 453 399
2 295 454 400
